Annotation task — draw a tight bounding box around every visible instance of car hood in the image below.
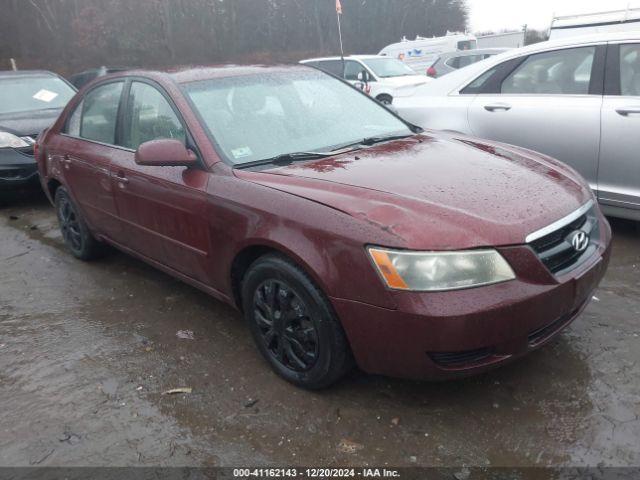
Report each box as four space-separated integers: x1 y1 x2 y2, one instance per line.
235 133 592 250
0 108 63 137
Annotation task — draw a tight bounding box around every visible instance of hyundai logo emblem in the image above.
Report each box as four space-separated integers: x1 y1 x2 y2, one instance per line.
569 230 590 253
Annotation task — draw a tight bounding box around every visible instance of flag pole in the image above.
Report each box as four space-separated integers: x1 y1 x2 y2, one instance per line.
336 0 345 74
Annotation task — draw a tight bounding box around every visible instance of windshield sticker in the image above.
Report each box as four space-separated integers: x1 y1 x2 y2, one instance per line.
231 146 253 159
33 89 59 103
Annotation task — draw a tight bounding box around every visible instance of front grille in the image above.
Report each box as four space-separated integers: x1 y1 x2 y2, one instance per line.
529 203 600 275
429 347 495 368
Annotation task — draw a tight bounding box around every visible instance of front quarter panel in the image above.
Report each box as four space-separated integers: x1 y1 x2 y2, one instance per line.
205 167 398 311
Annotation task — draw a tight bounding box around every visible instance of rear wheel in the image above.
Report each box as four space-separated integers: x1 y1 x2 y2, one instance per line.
241 254 353 389
55 187 106 261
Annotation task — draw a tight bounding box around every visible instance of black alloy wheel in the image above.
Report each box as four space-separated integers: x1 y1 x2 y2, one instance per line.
242 254 353 389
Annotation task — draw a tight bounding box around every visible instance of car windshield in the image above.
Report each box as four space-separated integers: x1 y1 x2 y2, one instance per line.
183 69 413 165
0 75 76 115
361 58 418 78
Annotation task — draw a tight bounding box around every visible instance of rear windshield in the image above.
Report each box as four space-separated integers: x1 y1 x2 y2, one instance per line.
0 75 76 115
457 40 477 51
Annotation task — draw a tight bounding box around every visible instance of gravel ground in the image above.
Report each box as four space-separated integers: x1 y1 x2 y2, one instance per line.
1 192 639 468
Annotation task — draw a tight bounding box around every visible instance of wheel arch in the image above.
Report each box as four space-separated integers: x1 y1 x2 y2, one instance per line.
46 178 63 204
229 241 332 313
376 93 393 102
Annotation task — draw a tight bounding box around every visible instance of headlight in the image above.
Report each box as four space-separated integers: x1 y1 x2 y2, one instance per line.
368 247 516 292
0 131 31 149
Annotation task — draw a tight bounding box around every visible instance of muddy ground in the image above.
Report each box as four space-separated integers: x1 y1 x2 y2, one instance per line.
1 192 639 468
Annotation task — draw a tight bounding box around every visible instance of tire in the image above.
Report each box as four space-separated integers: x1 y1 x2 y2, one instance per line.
377 94 393 106
55 187 106 261
241 254 353 389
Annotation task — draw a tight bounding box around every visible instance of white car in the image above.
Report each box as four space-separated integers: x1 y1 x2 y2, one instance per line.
300 55 431 105
394 32 640 221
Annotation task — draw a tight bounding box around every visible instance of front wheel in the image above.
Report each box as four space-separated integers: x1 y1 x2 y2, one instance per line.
55 187 106 261
241 254 353 389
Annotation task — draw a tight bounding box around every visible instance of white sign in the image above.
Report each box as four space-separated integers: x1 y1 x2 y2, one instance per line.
33 89 59 103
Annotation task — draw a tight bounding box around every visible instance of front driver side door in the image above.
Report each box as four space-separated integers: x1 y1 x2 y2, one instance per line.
467 45 605 191
598 42 640 215
109 80 212 284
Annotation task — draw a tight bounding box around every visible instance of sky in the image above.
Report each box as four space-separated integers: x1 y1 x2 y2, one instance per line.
467 0 640 32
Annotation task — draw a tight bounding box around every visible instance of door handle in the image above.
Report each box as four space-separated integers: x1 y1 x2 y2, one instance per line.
114 172 129 187
484 103 512 112
61 154 72 169
616 107 640 116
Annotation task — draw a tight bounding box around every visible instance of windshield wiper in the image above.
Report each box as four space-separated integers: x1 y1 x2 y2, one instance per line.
234 151 334 169
333 133 415 151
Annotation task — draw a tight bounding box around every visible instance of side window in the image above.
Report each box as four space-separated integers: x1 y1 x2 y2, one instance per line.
80 82 124 144
122 82 186 150
501 47 595 95
344 61 365 81
316 60 344 77
460 65 501 94
66 101 83 137
446 57 460 69
620 44 640 96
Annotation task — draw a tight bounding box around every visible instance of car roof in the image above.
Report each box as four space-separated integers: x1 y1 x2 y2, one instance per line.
301 55 385 63
99 64 315 85
0 70 60 79
71 67 130 77
415 31 640 96
439 48 509 58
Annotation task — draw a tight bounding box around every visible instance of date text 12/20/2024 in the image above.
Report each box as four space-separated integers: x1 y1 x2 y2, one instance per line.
233 469 401 478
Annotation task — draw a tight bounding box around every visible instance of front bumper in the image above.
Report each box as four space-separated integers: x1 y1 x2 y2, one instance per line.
0 147 39 189
332 214 612 381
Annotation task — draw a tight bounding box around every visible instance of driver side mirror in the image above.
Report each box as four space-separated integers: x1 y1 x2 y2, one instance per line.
135 139 198 167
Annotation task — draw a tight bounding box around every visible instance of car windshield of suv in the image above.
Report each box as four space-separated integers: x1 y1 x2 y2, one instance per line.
361 58 418 78
184 69 413 165
0 75 76 115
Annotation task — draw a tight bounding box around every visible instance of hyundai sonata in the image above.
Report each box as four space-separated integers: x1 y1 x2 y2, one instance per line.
36 66 611 388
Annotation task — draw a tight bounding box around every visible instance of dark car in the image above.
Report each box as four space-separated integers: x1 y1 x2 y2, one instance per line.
68 67 130 90
0 70 76 192
36 66 611 389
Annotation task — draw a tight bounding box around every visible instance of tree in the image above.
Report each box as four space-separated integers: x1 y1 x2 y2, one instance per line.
0 0 469 75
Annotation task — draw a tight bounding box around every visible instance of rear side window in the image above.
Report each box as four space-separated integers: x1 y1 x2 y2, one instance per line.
80 82 124 145
121 82 185 150
501 47 595 95
620 44 640 96
446 55 485 70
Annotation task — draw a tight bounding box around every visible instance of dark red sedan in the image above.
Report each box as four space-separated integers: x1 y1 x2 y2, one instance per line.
36 65 612 389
